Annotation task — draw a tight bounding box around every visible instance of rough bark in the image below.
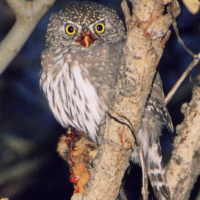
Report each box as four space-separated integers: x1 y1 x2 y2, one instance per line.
80 0 179 200
166 75 200 200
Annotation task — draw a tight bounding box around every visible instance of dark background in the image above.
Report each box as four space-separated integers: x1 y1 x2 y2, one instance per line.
0 0 200 199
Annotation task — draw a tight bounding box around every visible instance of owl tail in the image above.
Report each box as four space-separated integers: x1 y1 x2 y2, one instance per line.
147 142 171 200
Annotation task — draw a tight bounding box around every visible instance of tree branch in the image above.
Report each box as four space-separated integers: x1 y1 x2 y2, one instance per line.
166 75 200 200
165 14 200 104
80 0 177 199
165 52 200 104
0 0 56 75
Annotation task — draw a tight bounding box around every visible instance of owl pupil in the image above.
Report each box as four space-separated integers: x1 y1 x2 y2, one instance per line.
97 25 103 31
68 26 74 33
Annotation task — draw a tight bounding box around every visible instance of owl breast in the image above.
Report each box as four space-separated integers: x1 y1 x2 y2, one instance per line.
41 42 122 144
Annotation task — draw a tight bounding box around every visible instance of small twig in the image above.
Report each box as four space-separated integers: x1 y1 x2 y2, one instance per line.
172 20 196 57
171 2 196 58
0 0 56 75
165 10 200 104
165 52 200 104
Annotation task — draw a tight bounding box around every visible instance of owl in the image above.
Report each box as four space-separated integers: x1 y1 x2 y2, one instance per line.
40 1 173 200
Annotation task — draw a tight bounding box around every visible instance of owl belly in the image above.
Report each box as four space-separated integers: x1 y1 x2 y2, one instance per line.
66 63 106 143
44 60 107 144
41 43 120 144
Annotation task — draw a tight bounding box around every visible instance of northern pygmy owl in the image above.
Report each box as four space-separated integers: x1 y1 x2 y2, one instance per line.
40 1 125 144
40 2 173 200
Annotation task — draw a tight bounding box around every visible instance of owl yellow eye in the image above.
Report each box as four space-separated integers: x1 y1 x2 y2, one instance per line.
65 24 76 35
95 23 105 34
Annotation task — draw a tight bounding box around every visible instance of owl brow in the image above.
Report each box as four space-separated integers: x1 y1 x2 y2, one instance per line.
64 21 80 27
95 18 107 24
89 18 106 28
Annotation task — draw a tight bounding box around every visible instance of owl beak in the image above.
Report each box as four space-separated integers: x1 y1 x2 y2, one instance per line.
75 32 96 48
83 34 91 48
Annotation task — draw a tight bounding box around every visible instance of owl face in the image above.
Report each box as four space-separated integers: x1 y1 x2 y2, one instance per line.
45 1 125 50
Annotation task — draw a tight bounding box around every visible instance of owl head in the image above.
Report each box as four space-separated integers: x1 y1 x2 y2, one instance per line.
45 1 125 50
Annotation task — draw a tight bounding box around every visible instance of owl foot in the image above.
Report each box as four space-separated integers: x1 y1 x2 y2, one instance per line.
57 127 97 194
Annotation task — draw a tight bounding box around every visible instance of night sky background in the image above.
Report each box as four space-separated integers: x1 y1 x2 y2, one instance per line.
0 0 200 199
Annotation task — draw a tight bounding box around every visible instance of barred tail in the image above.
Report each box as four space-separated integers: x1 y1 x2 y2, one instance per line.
147 142 171 200
130 72 173 200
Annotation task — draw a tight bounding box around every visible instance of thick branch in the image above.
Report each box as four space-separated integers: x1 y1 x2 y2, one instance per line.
81 0 176 199
0 0 56 75
166 75 200 200
82 121 133 200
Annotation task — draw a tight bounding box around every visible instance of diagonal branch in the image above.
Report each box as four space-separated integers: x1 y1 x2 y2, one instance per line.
165 7 200 104
0 0 56 75
165 52 200 104
81 0 177 199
